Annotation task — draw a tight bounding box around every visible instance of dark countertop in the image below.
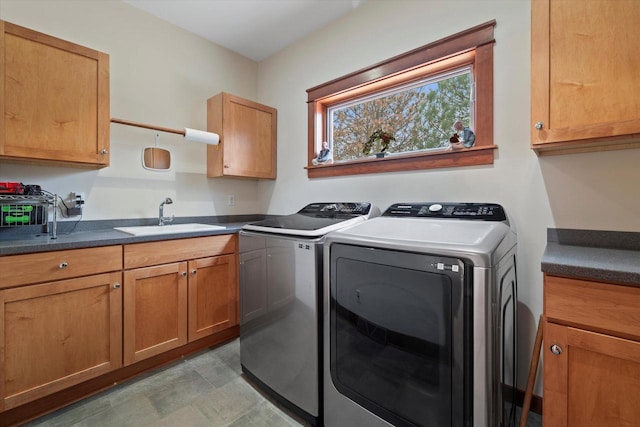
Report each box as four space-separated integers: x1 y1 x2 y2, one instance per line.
0 215 267 256
542 228 640 287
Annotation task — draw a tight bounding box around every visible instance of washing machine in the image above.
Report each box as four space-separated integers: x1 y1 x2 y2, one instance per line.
323 202 518 427
239 202 379 426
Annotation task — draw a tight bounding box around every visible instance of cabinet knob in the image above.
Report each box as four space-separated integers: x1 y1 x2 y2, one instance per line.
192 269 197 275
113 283 121 289
59 262 68 269
550 344 563 355
535 121 544 130
181 272 187 277
100 149 108 155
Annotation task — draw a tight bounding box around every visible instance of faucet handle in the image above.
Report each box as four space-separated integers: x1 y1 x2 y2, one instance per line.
164 214 175 223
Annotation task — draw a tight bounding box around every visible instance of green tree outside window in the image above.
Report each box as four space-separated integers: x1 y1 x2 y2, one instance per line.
329 70 472 162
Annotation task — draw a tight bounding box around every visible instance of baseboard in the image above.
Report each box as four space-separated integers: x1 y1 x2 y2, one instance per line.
514 386 543 415
519 389 542 414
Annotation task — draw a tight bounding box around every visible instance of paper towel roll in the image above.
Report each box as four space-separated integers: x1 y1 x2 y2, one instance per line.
184 128 220 145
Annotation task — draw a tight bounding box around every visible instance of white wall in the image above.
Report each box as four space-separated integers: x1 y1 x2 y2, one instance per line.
0 0 263 219
257 0 640 395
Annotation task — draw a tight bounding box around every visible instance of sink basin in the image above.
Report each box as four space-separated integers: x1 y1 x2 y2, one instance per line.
114 223 226 236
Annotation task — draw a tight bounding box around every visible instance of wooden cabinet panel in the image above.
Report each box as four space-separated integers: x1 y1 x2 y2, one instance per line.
0 272 122 411
544 322 640 427
0 21 110 167
545 275 640 339
188 254 238 342
123 262 188 365
207 92 277 179
0 246 123 289
123 235 235 269
531 0 640 154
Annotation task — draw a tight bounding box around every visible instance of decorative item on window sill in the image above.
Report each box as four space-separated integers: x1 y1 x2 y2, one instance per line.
362 129 396 157
448 121 476 150
312 141 332 165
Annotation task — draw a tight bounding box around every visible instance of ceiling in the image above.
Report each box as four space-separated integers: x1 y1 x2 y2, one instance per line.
123 0 366 62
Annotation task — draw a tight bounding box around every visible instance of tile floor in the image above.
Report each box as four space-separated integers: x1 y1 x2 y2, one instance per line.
26 338 542 426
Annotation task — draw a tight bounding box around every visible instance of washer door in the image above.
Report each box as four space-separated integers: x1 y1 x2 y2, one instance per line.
329 243 468 427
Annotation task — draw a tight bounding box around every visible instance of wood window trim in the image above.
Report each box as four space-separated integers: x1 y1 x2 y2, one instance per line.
306 20 496 178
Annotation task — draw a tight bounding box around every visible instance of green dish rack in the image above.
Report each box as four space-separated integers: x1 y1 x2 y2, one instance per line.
1 204 40 225
0 194 57 238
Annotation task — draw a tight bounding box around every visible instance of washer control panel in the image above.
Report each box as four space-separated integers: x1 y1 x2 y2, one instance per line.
383 203 507 221
300 202 372 216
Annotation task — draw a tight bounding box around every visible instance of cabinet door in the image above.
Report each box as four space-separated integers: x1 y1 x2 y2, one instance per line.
531 0 640 151
0 21 110 167
0 272 122 411
123 262 188 365
187 254 238 342
207 92 277 179
544 321 640 427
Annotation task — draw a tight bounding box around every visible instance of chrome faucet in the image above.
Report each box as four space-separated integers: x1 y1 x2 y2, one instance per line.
158 197 174 226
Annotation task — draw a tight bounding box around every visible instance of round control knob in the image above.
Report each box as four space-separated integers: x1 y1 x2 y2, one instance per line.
428 204 443 213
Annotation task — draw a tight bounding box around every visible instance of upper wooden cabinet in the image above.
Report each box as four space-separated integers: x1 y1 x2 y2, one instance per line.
531 0 640 155
0 21 110 167
206 92 277 179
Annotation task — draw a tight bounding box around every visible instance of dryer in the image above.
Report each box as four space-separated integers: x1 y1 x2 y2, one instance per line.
323 202 518 427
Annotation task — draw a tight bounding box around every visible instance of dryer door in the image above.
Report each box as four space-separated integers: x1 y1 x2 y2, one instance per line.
329 243 470 427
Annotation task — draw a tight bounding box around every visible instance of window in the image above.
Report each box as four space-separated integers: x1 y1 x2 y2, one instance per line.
329 67 473 161
306 20 496 178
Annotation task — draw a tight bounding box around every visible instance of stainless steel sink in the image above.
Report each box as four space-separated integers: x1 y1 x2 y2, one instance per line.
114 223 226 236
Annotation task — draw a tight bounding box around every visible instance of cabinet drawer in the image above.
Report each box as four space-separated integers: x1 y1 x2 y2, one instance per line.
0 246 123 288
124 234 237 269
545 275 640 339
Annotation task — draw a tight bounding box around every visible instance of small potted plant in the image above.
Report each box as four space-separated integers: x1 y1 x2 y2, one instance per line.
362 129 396 158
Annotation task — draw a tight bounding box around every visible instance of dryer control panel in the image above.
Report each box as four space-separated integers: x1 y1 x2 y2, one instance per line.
383 202 507 221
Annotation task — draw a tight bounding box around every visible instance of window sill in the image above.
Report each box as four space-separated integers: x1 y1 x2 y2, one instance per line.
306 145 497 178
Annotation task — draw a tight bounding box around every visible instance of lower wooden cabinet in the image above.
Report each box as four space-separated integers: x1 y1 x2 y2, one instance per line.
0 272 122 411
0 235 238 420
122 235 238 365
544 275 640 426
